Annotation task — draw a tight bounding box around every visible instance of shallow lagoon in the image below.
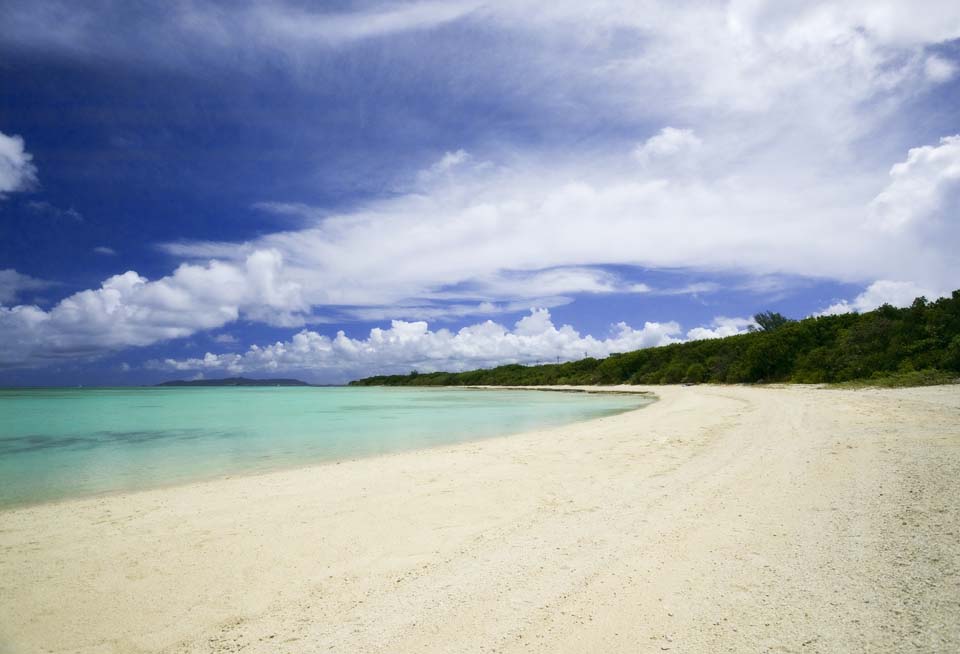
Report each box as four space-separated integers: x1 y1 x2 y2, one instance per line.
0 386 650 507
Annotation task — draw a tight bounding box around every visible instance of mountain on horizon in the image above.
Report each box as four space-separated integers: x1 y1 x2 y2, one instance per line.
156 377 310 387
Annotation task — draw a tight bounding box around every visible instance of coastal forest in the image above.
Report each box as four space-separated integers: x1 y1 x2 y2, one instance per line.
351 290 960 387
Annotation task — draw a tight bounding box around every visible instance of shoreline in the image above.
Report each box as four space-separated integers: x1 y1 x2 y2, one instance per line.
0 386 654 513
1 384 958 652
465 384 659 396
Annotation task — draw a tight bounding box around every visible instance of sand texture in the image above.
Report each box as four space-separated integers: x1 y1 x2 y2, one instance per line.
1 384 958 653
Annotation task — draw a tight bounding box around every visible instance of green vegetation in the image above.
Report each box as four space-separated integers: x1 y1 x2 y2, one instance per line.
828 369 957 389
350 291 960 387
753 310 792 332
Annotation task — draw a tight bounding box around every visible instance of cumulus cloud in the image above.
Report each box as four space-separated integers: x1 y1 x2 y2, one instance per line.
0 251 306 367
686 316 758 341
818 280 943 316
0 269 53 305
870 134 960 232
0 131 37 196
150 308 682 381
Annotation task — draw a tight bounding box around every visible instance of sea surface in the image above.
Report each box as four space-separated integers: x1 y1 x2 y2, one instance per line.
0 386 650 508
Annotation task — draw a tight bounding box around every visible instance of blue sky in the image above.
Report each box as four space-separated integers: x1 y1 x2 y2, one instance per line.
1 1 959 385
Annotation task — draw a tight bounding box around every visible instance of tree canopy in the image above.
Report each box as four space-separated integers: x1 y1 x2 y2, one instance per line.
753 311 792 332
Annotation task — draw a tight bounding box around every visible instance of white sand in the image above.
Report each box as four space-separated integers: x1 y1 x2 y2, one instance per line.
1 384 958 653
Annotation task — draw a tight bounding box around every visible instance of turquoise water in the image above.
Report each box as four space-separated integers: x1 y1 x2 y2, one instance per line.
0 387 650 508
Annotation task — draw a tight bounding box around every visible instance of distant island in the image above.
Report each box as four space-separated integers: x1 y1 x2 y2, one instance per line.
351 289 960 388
156 377 310 387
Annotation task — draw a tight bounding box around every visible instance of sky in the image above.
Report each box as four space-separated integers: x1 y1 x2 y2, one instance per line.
1 0 959 385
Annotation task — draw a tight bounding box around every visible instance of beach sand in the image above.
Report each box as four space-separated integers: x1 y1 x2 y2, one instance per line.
1 384 958 653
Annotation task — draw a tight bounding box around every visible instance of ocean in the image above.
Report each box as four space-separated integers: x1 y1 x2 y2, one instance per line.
0 386 650 508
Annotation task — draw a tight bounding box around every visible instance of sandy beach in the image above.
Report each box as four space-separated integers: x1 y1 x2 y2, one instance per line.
1 384 958 653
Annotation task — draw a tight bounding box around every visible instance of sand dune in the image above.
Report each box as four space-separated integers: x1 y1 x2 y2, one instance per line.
1 384 958 653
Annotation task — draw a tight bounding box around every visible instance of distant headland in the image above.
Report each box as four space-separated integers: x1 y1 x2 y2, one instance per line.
156 377 310 387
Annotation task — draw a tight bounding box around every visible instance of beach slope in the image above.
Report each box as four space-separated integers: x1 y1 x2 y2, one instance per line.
1 385 958 653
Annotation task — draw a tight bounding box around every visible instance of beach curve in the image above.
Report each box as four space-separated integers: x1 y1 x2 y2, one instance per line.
0 384 958 653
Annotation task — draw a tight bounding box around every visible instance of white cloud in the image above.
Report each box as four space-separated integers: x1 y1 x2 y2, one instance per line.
44 125 949 367
0 269 53 304
925 55 957 82
686 316 757 341
92 246 117 256
870 134 960 232
243 1 479 48
3 1 958 158
251 202 324 219
340 297 573 323
0 131 37 196
150 308 682 381
0 251 307 367
818 280 943 316
162 129 959 310
434 149 470 170
428 150 470 176
651 282 721 296
471 0 960 154
6 3 957 123
633 127 702 172
0 1 482 60
443 268 650 301
418 149 471 181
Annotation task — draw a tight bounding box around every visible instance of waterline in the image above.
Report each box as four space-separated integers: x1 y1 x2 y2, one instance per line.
0 386 650 508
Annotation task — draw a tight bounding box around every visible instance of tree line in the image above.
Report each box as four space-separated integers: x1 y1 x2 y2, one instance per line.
350 290 960 387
